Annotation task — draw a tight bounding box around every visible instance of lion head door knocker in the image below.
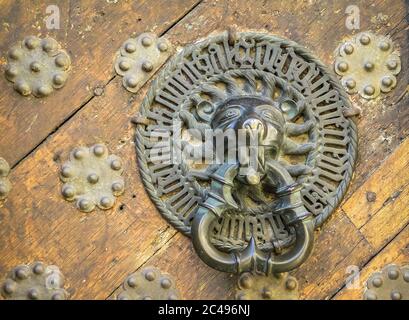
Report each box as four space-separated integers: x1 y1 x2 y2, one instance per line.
134 32 357 290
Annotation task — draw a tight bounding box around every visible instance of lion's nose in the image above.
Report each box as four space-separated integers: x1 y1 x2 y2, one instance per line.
242 118 264 133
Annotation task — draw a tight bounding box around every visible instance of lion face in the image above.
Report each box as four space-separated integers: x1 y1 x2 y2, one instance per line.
211 97 286 161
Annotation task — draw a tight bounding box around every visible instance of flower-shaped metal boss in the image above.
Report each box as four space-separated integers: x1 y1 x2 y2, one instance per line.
114 32 171 93
117 267 181 300
364 264 409 300
60 144 125 212
5 36 71 97
1 262 68 300
235 272 299 300
334 32 401 99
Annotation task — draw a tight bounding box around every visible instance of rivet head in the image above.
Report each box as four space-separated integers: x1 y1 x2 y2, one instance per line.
15 266 29 280
391 291 402 300
100 196 114 208
73 149 86 160
125 42 136 53
8 48 23 60
52 292 65 300
141 36 153 47
343 43 354 54
111 159 122 171
2 280 16 294
168 294 179 300
36 85 52 97
381 76 393 87
119 60 131 71
87 173 99 184
387 60 398 70
127 276 137 288
112 181 124 193
161 278 172 289
30 61 41 72
27 288 39 300
78 198 92 211
118 293 129 300
42 39 58 53
62 185 76 199
93 144 106 157
403 271 409 282
55 54 69 68
363 61 374 72
388 269 399 280
143 296 152 300
360 34 371 45
372 276 383 288
142 61 154 72
346 79 356 89
379 41 390 51
15 80 31 96
145 270 156 281
363 85 375 96
239 273 253 289
158 42 169 52
337 61 348 72
364 291 377 300
53 74 66 86
25 36 40 49
32 262 45 275
285 278 297 291
126 76 138 88
5 66 19 79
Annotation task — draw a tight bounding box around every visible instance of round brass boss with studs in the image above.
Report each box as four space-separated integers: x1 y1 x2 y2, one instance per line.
1 262 68 300
59 143 125 212
114 32 172 93
116 267 181 300
5 36 71 97
334 32 401 99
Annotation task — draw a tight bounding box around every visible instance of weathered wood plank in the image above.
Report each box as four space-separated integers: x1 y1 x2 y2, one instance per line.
342 137 409 250
334 223 409 300
0 0 200 167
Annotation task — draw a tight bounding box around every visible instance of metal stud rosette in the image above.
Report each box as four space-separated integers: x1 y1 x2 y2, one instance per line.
334 32 401 99
117 267 181 300
364 264 409 300
1 262 68 300
60 144 125 212
235 272 299 300
5 36 71 97
114 32 171 93
0 157 11 201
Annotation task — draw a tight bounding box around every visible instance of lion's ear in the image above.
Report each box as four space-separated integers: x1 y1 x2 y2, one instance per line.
279 99 299 121
196 100 215 122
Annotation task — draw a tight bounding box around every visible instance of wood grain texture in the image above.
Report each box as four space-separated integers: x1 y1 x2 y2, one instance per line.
0 0 408 300
334 223 409 300
343 137 409 250
0 0 200 167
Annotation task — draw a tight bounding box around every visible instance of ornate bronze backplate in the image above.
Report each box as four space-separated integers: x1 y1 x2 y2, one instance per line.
135 32 357 273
